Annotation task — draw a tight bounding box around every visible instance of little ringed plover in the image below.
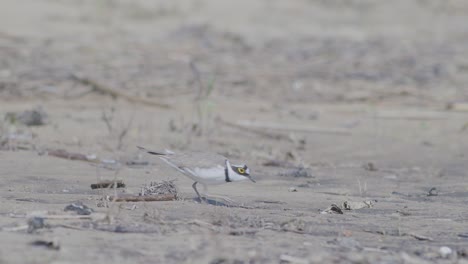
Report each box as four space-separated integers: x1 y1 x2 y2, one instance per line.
138 146 255 201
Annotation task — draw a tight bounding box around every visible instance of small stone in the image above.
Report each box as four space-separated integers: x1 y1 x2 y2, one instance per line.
320 204 344 214
363 162 378 171
288 187 297 192
64 202 94 215
427 187 438 196
7 107 48 126
439 246 452 258
30 238 60 250
27 217 45 233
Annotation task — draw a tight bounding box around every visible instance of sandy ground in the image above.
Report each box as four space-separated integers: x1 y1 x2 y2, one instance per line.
1 0 468 263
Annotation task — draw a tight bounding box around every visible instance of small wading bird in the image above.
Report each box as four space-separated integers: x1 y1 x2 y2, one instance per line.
138 146 255 202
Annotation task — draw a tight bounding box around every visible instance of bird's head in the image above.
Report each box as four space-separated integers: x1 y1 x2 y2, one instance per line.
231 164 255 182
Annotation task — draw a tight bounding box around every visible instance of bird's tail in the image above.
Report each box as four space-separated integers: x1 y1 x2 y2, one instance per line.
137 146 172 156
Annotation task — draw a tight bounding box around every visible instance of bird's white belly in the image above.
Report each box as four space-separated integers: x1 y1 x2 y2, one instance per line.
183 166 226 185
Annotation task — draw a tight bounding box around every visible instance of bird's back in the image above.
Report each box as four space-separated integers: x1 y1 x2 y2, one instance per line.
163 151 227 169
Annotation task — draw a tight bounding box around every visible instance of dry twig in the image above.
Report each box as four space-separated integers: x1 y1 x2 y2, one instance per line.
218 118 289 140
70 74 171 109
91 180 126 189
46 149 98 163
233 120 351 135
111 194 176 202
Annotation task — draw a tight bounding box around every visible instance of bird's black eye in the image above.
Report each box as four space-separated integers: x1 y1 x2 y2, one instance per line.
237 167 245 174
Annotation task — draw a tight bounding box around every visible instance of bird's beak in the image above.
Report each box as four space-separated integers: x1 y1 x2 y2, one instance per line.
248 176 256 183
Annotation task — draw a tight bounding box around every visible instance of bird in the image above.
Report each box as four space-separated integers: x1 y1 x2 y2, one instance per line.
137 146 255 202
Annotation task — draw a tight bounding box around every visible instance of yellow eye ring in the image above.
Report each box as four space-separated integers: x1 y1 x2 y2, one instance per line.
238 168 245 174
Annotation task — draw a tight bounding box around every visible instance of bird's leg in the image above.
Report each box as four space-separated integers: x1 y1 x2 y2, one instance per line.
200 183 236 204
193 183 236 205
192 182 204 202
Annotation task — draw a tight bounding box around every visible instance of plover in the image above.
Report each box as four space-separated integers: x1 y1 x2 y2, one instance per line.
138 146 255 201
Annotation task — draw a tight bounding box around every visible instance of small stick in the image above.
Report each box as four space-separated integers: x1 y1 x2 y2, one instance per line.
0 225 29 232
47 149 88 161
218 119 289 140
9 213 106 221
235 120 351 135
70 74 171 109
279 254 309 264
406 233 433 241
446 102 468 112
111 194 176 202
56 224 86 231
35 214 104 220
47 149 98 163
374 110 448 120
91 180 126 189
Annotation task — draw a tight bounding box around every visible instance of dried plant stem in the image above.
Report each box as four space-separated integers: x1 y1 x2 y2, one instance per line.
70 74 171 109
111 194 176 202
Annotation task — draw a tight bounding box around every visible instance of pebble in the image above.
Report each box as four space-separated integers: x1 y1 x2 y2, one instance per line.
439 246 452 258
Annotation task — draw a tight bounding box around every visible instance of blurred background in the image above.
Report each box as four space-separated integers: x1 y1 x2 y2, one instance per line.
1 0 467 166
0 0 468 158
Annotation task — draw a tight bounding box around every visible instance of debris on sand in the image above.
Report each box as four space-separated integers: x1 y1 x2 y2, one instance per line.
232 120 351 135
439 246 453 258
17 211 107 221
70 73 171 109
363 162 378 171
100 180 178 202
407 233 433 241
210 257 246 264
262 159 296 167
263 158 314 178
279 254 309 264
0 216 47 233
64 202 94 215
217 118 290 140
297 181 317 188
111 194 177 202
228 229 258 236
396 208 411 216
427 187 438 196
140 180 178 197
44 148 120 168
45 148 98 162
321 200 376 214
320 204 343 214
125 160 149 166
328 237 362 250
30 238 60 250
446 102 468 112
0 127 34 150
5 107 48 126
280 218 306 234
288 187 298 192
279 166 313 178
90 180 126 189
27 217 46 233
342 200 376 210
364 229 433 242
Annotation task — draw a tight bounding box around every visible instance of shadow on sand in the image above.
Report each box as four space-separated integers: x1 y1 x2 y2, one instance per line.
191 197 253 209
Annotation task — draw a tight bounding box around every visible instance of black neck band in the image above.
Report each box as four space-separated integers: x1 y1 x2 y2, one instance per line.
225 167 231 182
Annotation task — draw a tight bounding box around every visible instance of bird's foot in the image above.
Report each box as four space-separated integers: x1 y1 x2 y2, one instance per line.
194 196 208 203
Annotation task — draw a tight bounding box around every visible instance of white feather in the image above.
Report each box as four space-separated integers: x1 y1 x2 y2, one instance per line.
160 158 250 185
